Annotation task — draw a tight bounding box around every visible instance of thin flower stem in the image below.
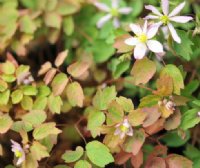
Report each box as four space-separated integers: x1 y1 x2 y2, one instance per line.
75 124 87 145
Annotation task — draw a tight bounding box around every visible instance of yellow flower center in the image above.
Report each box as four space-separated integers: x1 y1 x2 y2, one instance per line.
15 150 23 158
160 15 169 25
110 8 119 17
120 125 128 132
138 33 147 43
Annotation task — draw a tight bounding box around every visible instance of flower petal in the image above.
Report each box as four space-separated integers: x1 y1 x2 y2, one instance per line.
144 15 159 20
147 40 164 53
124 37 138 46
97 14 112 28
134 43 147 59
130 23 143 36
169 1 186 17
169 16 193 23
161 0 169 15
94 2 110 12
113 17 120 28
118 7 132 14
147 22 162 39
112 0 119 8
167 23 181 43
143 20 148 34
145 5 162 16
114 128 121 135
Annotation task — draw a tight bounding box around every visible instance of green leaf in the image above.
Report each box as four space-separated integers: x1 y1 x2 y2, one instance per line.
44 12 61 29
0 90 10 105
107 100 124 125
48 94 63 114
11 89 23 104
51 73 68 96
66 82 84 107
1 74 16 83
63 16 74 36
62 146 84 163
33 96 47 110
0 114 13 134
38 86 51 97
11 121 33 132
1 61 15 75
161 130 190 147
33 122 61 140
92 40 115 63
113 61 130 79
139 95 161 108
180 109 200 130
116 96 134 113
21 96 33 110
172 30 194 61
22 85 38 96
87 108 105 138
55 1 79 15
46 0 57 11
74 160 91 168
22 110 47 127
86 141 114 167
130 0 143 17
128 109 147 127
20 15 36 34
30 141 49 161
160 64 184 95
131 57 156 85
0 79 8 92
184 144 200 160
92 86 117 110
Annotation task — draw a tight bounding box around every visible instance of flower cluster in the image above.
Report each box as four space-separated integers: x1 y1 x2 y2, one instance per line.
94 0 132 28
94 0 193 59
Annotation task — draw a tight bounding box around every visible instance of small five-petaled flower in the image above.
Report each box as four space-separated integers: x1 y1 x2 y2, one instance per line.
94 0 132 28
11 140 25 166
125 20 164 59
145 0 193 43
114 118 133 139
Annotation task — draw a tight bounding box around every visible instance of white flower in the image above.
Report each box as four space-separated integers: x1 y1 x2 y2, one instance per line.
159 99 176 111
144 0 193 43
114 118 133 139
124 20 164 59
11 140 25 166
94 0 132 28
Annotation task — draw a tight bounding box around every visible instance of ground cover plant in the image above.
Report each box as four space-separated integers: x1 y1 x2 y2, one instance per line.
0 0 200 167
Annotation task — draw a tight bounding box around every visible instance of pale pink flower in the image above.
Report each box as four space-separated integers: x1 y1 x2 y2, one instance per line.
11 140 25 166
145 0 193 43
124 21 164 59
94 0 132 28
114 118 133 139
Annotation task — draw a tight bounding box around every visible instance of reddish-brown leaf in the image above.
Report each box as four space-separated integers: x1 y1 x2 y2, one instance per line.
131 57 156 85
114 34 133 53
166 154 193 168
123 129 145 155
44 68 57 85
144 118 165 135
131 150 143 168
38 62 52 76
142 107 161 127
67 61 89 78
115 151 132 165
164 110 181 130
145 157 166 168
55 50 68 67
